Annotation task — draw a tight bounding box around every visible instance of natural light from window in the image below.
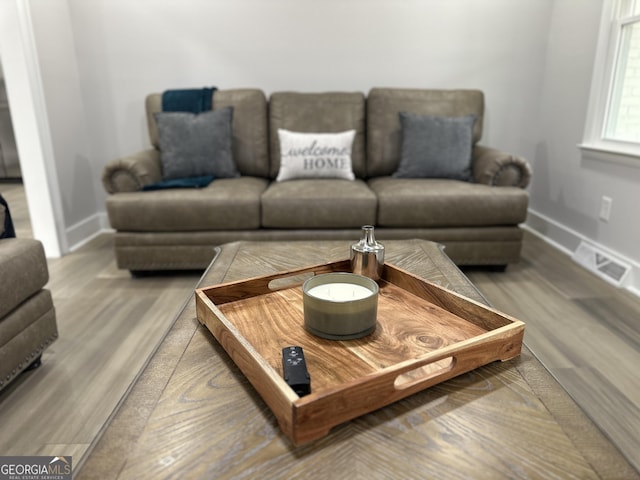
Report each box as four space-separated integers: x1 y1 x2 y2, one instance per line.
581 0 640 163
605 3 640 143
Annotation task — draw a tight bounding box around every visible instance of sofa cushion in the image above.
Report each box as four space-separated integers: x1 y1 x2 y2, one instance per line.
276 129 356 182
154 108 238 180
106 177 269 232
368 177 528 228
147 89 270 178
262 179 377 228
213 89 270 177
269 92 366 179
0 238 49 319
394 113 475 181
367 88 484 178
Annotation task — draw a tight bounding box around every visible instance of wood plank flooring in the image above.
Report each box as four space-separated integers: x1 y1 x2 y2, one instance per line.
463 233 640 473
0 182 202 462
1 182 638 474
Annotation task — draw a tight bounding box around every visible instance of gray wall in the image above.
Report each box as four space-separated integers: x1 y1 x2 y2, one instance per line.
30 0 96 242
532 0 640 269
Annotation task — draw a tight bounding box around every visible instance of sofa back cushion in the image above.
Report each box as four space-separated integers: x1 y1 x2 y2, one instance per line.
269 92 366 179
366 88 484 178
146 89 270 178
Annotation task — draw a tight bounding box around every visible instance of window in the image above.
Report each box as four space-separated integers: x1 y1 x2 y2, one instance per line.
582 0 640 163
605 2 640 142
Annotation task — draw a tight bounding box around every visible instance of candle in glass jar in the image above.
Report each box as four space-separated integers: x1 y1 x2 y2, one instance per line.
306 282 374 302
302 273 379 340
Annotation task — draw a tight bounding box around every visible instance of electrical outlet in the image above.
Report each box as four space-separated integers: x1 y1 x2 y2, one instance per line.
599 196 612 222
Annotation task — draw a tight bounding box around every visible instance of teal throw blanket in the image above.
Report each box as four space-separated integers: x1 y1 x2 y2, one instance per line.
161 87 217 113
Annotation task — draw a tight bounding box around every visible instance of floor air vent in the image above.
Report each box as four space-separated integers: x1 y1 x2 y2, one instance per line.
572 241 630 287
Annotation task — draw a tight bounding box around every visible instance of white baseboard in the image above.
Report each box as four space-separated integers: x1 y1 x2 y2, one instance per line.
525 209 640 297
66 212 112 252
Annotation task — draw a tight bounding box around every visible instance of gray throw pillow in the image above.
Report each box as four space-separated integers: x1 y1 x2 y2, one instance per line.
393 112 476 180
154 107 238 180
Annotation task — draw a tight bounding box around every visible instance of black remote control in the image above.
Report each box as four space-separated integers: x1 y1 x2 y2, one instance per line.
282 346 311 397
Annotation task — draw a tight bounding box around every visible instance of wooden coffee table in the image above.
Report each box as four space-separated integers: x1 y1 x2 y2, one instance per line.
78 240 638 480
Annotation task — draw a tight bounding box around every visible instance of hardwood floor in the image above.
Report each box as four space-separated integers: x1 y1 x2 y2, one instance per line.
1 182 638 474
0 182 202 462
463 234 640 473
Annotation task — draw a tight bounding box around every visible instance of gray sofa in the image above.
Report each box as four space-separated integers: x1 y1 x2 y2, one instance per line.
102 88 531 272
0 195 57 391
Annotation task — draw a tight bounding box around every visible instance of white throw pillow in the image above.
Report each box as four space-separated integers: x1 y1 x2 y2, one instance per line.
276 129 356 182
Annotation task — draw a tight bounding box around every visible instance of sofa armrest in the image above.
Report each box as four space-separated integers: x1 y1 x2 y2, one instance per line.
472 145 532 188
102 149 163 193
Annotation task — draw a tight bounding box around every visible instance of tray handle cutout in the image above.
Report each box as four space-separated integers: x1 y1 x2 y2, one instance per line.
393 356 455 391
268 272 315 291
201 259 352 304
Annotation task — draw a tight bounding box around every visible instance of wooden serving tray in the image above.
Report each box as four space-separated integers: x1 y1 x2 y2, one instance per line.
195 259 525 445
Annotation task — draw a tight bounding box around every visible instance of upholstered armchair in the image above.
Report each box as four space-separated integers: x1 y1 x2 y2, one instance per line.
0 193 57 391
